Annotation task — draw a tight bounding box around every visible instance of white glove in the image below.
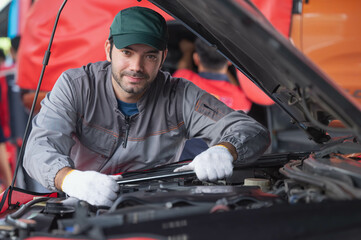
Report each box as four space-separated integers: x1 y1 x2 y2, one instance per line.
174 145 234 181
61 170 123 207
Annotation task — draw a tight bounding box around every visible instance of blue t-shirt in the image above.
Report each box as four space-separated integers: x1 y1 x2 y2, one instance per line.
117 99 139 116
198 72 229 82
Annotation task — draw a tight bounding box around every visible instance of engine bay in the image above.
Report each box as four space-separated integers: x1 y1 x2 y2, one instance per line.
1 144 361 239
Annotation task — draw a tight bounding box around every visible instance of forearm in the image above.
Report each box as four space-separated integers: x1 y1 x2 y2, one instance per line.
54 167 74 190
183 83 269 165
23 73 77 190
215 142 237 161
192 109 270 164
23 118 75 191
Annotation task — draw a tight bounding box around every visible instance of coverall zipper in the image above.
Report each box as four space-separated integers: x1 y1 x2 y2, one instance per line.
97 113 132 171
123 115 131 148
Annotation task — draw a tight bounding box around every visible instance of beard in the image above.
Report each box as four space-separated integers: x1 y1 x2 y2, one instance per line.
112 68 151 95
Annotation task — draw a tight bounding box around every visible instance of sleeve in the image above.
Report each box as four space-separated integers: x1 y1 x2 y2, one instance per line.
182 80 270 165
23 72 78 191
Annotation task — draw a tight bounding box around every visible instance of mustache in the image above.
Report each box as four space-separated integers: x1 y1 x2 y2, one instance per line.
122 71 149 79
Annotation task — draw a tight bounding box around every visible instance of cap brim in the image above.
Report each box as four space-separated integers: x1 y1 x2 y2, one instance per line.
112 33 166 50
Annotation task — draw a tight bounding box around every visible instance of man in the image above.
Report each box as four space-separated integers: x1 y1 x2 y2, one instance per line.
173 38 253 160
174 38 252 112
24 7 270 207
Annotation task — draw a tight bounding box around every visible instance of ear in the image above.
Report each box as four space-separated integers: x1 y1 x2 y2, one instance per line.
193 52 200 66
105 39 111 62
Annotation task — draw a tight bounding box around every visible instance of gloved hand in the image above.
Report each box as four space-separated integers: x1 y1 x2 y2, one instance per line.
174 145 234 181
61 170 122 207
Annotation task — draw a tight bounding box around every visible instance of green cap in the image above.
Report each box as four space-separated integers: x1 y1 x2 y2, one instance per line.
109 7 168 50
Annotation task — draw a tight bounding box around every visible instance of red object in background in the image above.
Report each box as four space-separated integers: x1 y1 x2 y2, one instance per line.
236 0 293 105
173 69 252 112
237 71 275 106
0 68 11 139
17 0 292 104
17 0 173 92
252 0 293 37
18 0 32 37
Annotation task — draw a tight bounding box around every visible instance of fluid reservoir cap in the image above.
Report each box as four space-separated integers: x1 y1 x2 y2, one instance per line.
244 178 270 192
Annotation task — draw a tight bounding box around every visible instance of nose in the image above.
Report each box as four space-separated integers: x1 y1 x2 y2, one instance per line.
129 55 144 72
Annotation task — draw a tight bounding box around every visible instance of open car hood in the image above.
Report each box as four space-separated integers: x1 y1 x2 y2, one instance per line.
150 0 361 143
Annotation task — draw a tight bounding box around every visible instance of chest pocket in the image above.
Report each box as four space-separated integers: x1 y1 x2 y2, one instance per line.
76 118 118 157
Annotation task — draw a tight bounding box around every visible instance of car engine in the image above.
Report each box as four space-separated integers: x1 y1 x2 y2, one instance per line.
1 141 361 239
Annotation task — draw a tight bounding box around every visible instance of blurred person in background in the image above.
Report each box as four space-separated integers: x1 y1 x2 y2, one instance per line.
2 36 38 191
10 36 45 191
7 36 27 142
0 49 13 190
173 38 252 160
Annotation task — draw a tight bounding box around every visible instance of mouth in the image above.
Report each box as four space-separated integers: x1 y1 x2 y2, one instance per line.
124 73 148 84
126 75 144 83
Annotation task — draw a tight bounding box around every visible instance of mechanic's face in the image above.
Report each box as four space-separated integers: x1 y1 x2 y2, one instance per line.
105 40 167 103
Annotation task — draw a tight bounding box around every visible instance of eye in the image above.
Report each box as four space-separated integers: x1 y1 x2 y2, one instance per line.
121 50 131 56
146 55 157 61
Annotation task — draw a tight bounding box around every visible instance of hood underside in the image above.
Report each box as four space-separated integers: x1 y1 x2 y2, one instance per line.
150 0 361 143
